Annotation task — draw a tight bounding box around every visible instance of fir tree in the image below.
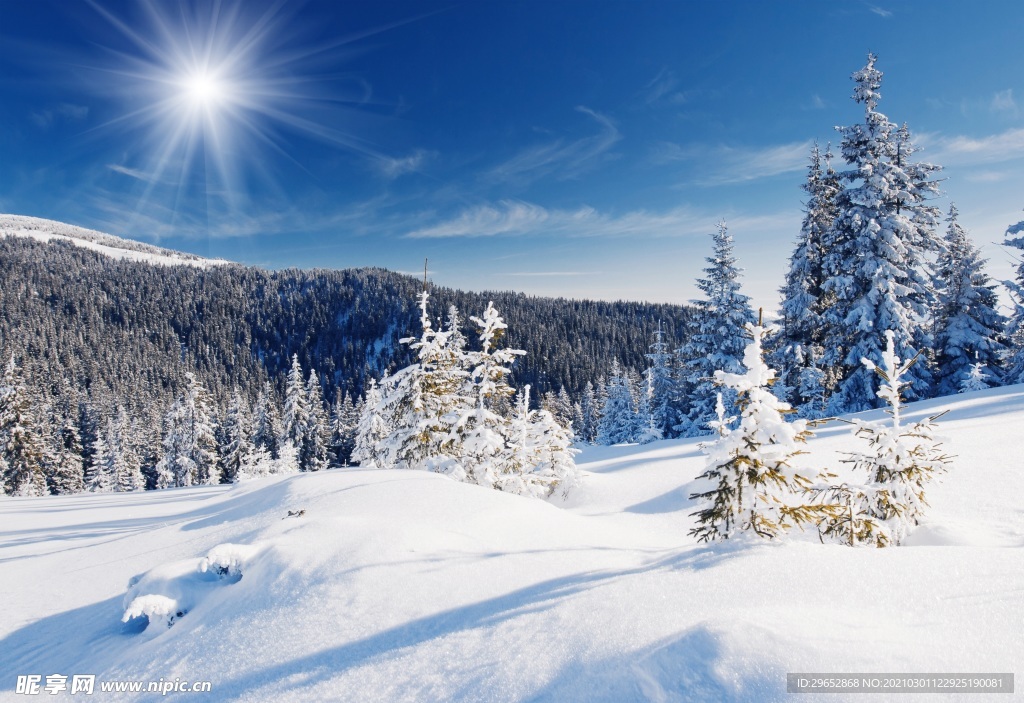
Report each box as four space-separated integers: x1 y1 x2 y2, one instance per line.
46 393 85 494
819 331 952 547
1001 211 1024 382
932 205 1005 395
282 355 308 449
676 222 756 436
301 371 329 471
644 321 676 439
0 355 47 496
689 322 827 542
821 54 942 413
352 378 390 467
219 390 253 483
155 373 219 487
775 143 840 405
959 362 991 393
251 382 282 460
112 406 144 492
597 359 638 445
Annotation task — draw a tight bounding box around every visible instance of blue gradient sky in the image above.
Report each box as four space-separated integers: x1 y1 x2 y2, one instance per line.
2 0 1024 307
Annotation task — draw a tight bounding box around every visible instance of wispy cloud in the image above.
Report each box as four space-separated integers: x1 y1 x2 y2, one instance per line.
655 139 814 185
923 127 1024 166
990 89 1018 115
485 106 621 185
805 94 827 110
31 103 89 129
405 199 798 240
503 271 602 277
107 164 154 182
866 3 892 17
637 68 692 107
373 149 436 179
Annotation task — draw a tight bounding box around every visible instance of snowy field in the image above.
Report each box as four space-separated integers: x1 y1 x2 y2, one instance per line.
1 386 1022 702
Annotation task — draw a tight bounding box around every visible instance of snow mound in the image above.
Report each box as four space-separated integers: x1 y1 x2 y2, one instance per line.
0 214 231 268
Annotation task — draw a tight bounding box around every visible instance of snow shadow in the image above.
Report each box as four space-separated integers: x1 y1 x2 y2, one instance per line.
526 625 780 702
0 595 128 685
206 544 754 700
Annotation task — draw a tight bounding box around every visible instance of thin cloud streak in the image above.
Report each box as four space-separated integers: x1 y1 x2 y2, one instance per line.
655 139 813 185
923 127 1024 166
484 106 621 185
404 199 798 240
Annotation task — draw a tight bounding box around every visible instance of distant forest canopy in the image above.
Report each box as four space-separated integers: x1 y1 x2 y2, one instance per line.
0 235 691 418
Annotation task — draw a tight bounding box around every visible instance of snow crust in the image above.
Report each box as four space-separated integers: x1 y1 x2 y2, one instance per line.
0 215 231 268
1 386 1023 701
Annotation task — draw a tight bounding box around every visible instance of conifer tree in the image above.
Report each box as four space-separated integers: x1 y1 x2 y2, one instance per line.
577 381 599 444
676 222 756 436
644 322 676 439
46 393 85 494
0 355 47 496
301 371 329 471
775 143 840 405
959 363 991 393
932 204 1005 395
219 390 253 483
352 378 390 467
328 391 360 467
597 359 637 445
689 322 826 542
819 331 952 546
1000 211 1024 382
821 54 942 412
155 373 219 487
282 355 308 449
251 382 282 461
88 429 115 493
113 405 144 492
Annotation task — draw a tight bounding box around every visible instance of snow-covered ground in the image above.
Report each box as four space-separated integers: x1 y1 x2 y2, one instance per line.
1 386 1021 702
0 215 231 268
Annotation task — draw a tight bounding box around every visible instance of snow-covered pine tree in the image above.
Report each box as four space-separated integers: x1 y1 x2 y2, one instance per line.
219 390 253 483
251 382 282 461
300 372 329 471
495 385 580 499
46 392 85 494
0 355 48 496
328 391 360 467
113 406 144 492
644 321 676 439
676 222 756 436
282 355 309 451
155 373 220 487
456 301 525 488
374 290 469 474
88 428 115 493
959 362 991 393
821 54 942 413
932 204 1005 395
351 377 390 467
577 381 599 444
597 359 638 445
689 322 826 542
1000 211 1024 382
822 331 952 546
774 143 840 406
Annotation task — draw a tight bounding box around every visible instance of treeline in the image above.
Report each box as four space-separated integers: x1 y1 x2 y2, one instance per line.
0 234 689 495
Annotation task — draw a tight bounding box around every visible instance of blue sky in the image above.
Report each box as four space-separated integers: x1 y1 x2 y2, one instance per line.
3 0 1024 307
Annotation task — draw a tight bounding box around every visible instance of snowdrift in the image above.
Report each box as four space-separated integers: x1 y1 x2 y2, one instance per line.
1 386 1022 701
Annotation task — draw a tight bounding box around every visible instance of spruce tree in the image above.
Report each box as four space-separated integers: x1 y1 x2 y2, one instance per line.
219 390 253 483
821 54 942 413
0 355 47 496
283 355 309 450
644 321 676 439
597 359 637 445
301 371 329 471
676 222 756 436
775 143 840 406
932 204 1005 395
1001 211 1024 382
689 322 827 542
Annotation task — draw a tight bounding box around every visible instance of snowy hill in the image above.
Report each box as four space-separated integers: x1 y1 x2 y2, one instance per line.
2 386 1022 701
0 215 231 268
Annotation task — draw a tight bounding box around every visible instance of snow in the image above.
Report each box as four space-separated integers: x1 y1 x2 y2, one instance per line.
0 215 231 268
2 386 1023 701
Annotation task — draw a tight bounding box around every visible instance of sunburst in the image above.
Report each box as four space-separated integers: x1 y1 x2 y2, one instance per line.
84 0 384 233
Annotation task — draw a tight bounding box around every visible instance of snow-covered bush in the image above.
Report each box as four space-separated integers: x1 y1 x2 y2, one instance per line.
122 594 184 630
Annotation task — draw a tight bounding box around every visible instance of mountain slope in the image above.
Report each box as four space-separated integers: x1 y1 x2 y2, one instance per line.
0 214 230 268
1 385 1020 702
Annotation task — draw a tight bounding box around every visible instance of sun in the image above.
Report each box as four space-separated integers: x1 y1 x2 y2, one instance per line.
183 72 225 107
85 0 387 232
